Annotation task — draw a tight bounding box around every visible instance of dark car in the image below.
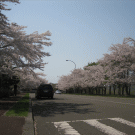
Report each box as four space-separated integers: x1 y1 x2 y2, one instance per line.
35 84 54 99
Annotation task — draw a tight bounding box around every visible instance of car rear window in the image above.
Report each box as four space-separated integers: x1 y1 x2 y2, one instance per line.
56 90 61 92
38 85 53 90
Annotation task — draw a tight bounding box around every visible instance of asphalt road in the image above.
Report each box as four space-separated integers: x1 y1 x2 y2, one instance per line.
31 93 135 135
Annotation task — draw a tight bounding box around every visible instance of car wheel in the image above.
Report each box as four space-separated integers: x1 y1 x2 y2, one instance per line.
6 94 10 98
37 96 40 99
51 96 53 99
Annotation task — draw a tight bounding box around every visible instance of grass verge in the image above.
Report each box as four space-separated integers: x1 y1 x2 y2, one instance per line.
5 93 29 117
63 93 135 98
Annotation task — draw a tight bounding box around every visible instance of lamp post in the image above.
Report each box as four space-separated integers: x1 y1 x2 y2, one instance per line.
66 60 76 93
66 60 76 69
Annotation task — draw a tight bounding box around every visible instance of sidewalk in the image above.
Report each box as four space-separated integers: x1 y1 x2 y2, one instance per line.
0 93 34 135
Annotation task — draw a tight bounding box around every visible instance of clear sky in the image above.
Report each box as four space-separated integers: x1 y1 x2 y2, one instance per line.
2 0 135 84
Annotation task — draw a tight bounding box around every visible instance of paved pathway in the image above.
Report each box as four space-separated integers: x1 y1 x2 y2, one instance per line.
0 93 26 135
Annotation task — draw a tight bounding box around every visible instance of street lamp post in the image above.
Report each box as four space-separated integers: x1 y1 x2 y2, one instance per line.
66 60 76 93
66 60 76 69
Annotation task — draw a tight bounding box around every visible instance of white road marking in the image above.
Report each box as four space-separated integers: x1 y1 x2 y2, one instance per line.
46 119 99 123
46 121 71 123
83 119 127 135
54 121 80 135
108 118 135 127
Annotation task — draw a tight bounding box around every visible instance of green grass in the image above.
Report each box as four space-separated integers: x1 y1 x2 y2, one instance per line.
63 93 135 98
5 93 29 117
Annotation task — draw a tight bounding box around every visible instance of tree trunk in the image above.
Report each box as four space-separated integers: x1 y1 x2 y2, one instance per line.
84 89 86 94
92 88 93 94
109 86 111 95
125 84 129 95
128 84 131 95
77 88 80 93
99 87 101 95
96 88 97 95
81 89 82 94
122 84 124 95
118 84 121 95
113 85 116 95
102 87 103 95
89 88 91 94
104 87 106 95
97 87 99 95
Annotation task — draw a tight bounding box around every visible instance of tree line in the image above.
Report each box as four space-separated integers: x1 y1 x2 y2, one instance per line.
58 38 135 96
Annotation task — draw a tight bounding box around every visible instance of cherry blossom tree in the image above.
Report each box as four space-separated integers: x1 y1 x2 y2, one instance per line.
58 67 105 95
83 64 106 95
1 0 52 74
83 62 99 70
57 69 84 93
58 75 72 92
18 72 48 90
69 68 87 94
98 39 135 95
0 22 52 76
0 0 51 91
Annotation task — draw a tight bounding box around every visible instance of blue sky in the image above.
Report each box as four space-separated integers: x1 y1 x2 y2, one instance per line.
2 0 135 84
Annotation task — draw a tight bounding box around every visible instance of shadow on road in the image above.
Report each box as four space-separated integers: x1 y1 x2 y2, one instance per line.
32 97 97 117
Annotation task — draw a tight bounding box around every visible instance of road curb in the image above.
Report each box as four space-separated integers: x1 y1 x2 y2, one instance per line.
22 93 35 135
